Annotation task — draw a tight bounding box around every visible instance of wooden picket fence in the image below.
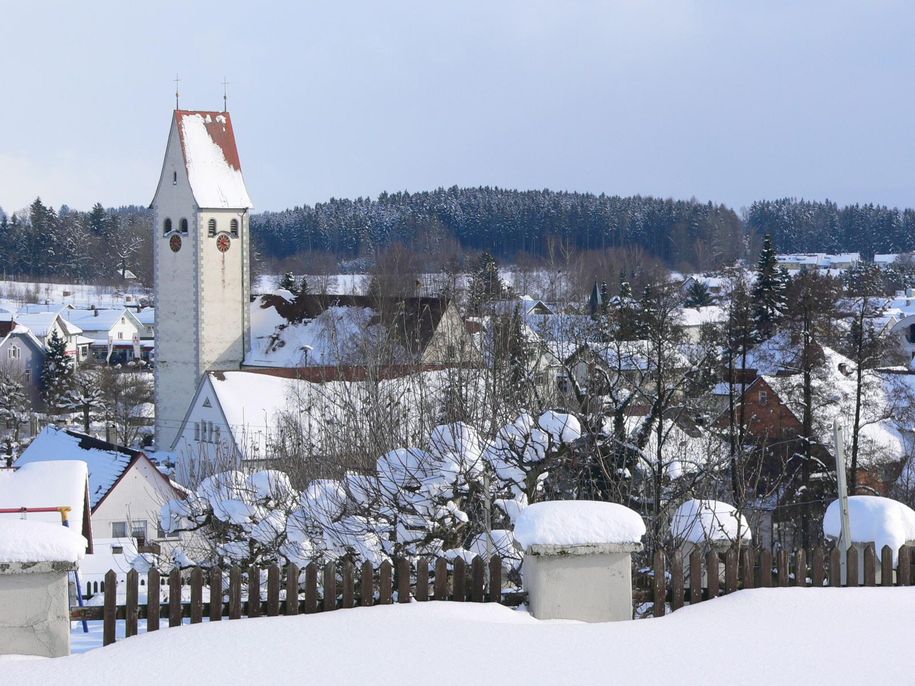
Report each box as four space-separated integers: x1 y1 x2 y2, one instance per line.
644 543 915 617
70 556 512 646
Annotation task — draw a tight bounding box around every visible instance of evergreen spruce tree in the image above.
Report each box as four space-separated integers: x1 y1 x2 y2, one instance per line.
41 330 75 414
684 279 713 307
278 271 297 294
0 371 30 463
752 234 787 340
297 275 310 296
468 252 504 314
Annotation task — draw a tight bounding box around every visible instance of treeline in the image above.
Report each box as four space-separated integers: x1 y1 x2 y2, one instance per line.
0 200 153 284
5 191 915 284
746 198 915 257
251 187 745 272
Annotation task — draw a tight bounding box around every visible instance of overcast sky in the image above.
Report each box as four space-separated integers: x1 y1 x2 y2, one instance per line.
2 1 913 216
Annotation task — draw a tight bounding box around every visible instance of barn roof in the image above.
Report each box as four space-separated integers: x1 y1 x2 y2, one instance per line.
175 110 252 209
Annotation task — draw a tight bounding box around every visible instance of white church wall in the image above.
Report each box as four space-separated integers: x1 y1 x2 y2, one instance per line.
153 116 201 451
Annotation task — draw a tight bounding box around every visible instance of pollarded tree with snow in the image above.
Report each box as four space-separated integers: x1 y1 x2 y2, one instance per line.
160 469 312 568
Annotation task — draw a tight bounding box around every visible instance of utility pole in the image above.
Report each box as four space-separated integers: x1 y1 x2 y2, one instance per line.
834 424 852 585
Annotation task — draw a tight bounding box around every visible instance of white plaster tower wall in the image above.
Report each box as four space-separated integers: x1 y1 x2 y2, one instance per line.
152 111 252 453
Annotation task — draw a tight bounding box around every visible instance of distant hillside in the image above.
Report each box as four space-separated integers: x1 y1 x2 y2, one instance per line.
250 187 745 272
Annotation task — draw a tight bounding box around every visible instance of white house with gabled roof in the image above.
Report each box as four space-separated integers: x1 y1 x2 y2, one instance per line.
152 109 253 452
59 307 145 364
15 426 188 595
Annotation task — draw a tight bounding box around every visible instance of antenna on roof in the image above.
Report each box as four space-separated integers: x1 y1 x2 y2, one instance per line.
222 77 229 112
174 73 181 110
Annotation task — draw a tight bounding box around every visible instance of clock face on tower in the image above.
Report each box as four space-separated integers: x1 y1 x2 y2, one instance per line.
216 233 231 253
169 234 182 253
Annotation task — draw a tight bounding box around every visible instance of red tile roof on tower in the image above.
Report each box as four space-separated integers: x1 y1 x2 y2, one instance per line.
175 110 253 209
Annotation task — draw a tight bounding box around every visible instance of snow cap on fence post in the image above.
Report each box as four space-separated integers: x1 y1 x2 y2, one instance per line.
515 500 645 623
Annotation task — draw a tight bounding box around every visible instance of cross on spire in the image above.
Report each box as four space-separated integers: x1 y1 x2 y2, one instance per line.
174 73 181 110
222 78 229 112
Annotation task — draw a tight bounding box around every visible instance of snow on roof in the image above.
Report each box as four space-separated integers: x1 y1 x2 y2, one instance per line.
135 308 155 325
513 500 645 549
12 311 67 338
246 302 377 367
0 461 88 537
60 308 134 332
16 427 141 511
670 500 752 545
875 254 904 265
679 305 727 327
620 416 728 479
763 345 915 466
202 369 461 458
823 496 915 561
176 111 252 209
0 519 86 564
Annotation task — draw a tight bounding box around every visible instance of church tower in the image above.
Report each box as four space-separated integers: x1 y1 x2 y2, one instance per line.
151 110 253 452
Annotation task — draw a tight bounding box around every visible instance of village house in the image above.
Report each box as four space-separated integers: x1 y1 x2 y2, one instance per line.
15 426 186 596
0 316 45 408
59 307 147 365
13 310 91 362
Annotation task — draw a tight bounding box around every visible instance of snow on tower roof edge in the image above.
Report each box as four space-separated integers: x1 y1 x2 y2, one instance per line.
513 500 645 550
176 110 253 209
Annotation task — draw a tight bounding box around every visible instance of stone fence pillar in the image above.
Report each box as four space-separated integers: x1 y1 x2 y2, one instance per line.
0 560 78 657
515 500 646 623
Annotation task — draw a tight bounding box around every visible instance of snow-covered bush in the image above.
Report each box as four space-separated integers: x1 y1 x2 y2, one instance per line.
160 412 584 570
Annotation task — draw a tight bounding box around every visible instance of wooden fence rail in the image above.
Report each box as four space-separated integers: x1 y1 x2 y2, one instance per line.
642 543 913 617
73 556 510 646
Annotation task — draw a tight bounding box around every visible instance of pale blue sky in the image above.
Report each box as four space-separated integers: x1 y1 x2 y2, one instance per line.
1 1 913 215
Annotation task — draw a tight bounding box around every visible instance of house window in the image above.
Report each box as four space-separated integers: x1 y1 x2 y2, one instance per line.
758 390 768 405
208 218 217 236
179 218 188 233
163 218 172 235
118 331 123 340
446 344 456 359
230 218 239 237
24 369 30 383
111 546 124 555
7 346 19 359
131 520 148 541
194 421 201 441
111 521 128 538
172 171 177 185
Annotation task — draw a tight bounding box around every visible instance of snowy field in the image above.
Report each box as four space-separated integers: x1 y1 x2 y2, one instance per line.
0 279 149 309
3 588 912 684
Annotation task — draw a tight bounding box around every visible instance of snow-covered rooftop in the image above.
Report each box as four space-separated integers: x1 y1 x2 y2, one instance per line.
176 111 253 209
60 308 136 333
16 427 142 511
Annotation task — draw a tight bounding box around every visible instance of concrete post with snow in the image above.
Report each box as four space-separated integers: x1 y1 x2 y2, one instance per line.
0 520 86 657
515 500 645 622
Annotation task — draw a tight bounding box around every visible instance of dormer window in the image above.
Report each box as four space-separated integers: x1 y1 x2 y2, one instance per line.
180 218 188 233
230 218 239 237
208 218 217 237
172 171 177 185
163 218 172 235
